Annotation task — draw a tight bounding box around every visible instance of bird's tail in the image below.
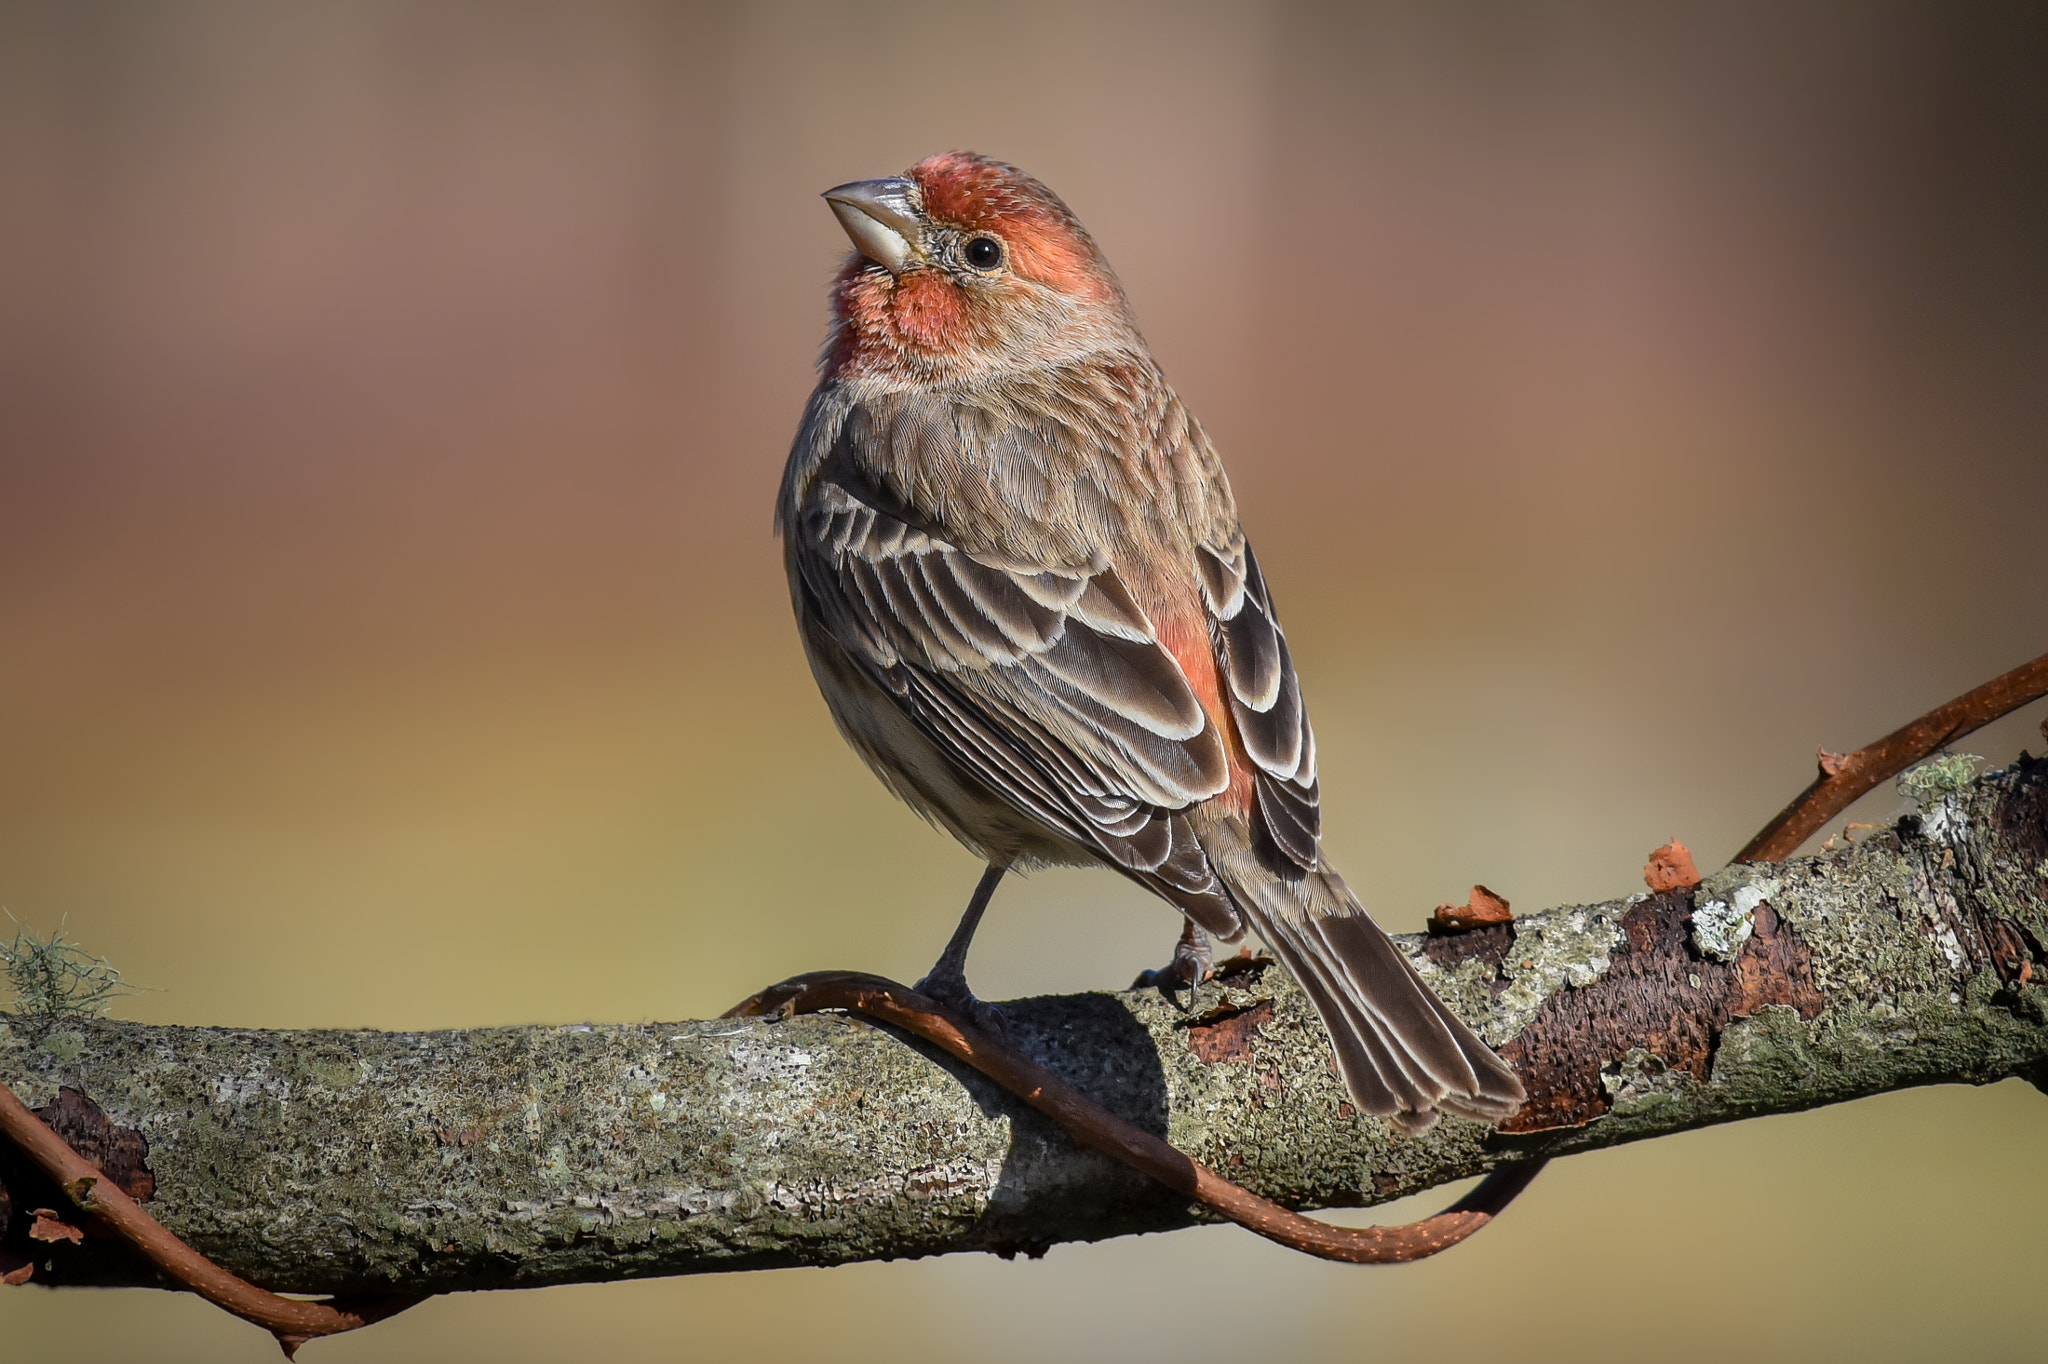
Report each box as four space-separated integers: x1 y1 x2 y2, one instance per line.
1205 829 1525 1132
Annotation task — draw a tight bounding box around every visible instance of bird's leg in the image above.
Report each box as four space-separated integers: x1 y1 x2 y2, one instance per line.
1133 917 1212 1010
914 863 1009 1033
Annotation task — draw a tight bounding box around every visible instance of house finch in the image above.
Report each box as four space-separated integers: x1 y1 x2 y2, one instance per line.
777 152 1524 1130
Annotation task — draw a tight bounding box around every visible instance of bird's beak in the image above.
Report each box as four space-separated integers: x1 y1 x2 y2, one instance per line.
823 177 925 276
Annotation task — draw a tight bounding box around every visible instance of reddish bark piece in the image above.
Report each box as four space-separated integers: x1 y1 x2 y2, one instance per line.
1498 894 1826 1133
1431 885 1513 932
1210 948 1273 983
1988 921 2035 989
1420 922 1515 980
1643 839 1702 892
1185 1001 1274 1064
0 1249 32 1286
34 1088 154 1204
28 1209 84 1244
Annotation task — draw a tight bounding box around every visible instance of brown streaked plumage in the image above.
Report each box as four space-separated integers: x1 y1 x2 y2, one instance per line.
777 152 1524 1130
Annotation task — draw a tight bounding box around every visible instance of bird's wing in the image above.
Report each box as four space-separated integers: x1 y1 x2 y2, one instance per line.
792 420 1240 933
1196 530 1322 872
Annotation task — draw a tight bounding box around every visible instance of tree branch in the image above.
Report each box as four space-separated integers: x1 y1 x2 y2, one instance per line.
3 761 2044 1297
720 971 1546 1263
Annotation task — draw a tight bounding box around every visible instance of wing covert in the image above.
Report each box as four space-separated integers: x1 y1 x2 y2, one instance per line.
1200 533 1322 873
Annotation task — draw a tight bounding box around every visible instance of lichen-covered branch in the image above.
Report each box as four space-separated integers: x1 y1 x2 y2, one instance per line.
3 761 2045 1296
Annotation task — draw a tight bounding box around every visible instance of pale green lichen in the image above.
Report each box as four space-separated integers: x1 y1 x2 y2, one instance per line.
1601 1047 1698 1117
1691 883 1766 961
1482 904 1624 1045
1898 756 1983 849
1896 753 1982 804
1401 947 1507 1030
40 1029 84 1062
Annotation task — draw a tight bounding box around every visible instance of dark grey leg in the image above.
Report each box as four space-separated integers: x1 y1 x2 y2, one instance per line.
1132 917 1212 1010
913 863 1009 1030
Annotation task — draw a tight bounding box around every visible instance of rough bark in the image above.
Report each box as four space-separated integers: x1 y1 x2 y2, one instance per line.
3 760 2045 1296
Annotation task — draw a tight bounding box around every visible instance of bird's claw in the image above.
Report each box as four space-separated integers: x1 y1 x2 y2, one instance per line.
1133 933 1213 1011
1131 964 1205 1011
913 972 1008 1038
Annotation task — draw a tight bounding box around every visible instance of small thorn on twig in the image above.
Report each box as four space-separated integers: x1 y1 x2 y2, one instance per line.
1643 839 1701 892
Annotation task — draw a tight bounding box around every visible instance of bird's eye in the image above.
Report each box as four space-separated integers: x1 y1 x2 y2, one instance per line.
963 235 1004 270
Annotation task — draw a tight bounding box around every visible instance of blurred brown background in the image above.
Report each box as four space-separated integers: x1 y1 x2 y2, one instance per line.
2 2 2045 1360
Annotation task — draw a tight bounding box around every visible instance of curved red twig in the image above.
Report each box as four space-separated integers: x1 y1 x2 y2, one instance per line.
0 1079 424 1357
1737 648 2048 864
724 971 1544 1263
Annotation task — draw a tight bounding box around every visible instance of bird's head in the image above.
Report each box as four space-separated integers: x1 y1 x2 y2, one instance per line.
820 152 1140 383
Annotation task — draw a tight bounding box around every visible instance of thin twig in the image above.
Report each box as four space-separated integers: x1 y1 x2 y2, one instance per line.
725 971 1545 1263
0 1079 425 1357
1736 648 2048 864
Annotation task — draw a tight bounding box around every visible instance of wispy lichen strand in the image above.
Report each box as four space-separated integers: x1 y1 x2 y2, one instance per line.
0 922 132 1023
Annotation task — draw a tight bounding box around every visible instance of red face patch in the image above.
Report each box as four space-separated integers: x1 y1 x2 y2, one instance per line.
829 256 992 378
913 152 1052 233
910 152 1108 300
825 153 1125 379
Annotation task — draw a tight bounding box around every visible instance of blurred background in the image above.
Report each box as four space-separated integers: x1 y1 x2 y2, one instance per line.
2 2 2045 1360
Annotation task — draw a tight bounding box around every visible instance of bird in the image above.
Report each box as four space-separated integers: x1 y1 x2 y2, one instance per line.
776 152 1524 1131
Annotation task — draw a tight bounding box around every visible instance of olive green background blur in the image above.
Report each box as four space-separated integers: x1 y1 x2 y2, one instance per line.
3 3 2046 1360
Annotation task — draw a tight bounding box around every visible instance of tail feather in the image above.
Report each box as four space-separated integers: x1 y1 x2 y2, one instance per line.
1258 911 1405 1114
1205 827 1525 1131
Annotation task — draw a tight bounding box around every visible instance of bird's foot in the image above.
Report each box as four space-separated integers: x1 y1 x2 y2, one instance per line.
912 969 1007 1037
1133 922 1213 1011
